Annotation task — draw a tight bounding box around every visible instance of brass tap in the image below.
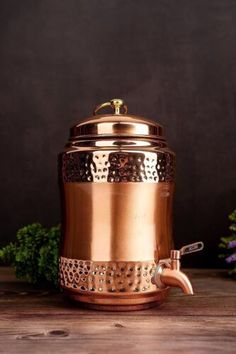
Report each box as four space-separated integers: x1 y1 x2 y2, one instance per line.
152 242 204 295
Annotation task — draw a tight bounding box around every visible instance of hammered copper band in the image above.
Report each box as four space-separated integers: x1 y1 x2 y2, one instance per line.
60 151 174 183
60 257 157 294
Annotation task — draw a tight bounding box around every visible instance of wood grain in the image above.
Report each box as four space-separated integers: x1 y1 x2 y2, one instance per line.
0 268 236 353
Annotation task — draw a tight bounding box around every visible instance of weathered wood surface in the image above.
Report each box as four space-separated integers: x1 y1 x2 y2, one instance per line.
0 268 236 354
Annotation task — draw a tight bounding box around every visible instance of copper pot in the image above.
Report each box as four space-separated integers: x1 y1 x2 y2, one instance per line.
59 99 203 310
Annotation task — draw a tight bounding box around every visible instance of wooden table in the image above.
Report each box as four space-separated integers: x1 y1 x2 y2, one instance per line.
0 268 236 353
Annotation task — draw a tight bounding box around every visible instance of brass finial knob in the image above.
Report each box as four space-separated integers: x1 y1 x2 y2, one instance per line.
93 98 128 115
110 99 124 115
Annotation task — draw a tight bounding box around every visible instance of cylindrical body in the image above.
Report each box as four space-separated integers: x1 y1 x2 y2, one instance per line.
59 99 175 310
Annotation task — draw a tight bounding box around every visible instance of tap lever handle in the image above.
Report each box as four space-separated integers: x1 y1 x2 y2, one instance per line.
180 241 204 256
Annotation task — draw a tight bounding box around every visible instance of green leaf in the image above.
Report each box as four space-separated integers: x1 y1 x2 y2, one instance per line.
0 223 61 287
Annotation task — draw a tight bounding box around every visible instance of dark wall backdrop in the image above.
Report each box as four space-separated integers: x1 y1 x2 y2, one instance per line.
0 0 236 267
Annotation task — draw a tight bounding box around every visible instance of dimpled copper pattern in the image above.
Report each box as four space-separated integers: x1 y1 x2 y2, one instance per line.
60 257 157 293
60 151 174 183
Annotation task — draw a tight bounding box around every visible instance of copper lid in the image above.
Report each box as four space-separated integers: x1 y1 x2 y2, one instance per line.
70 99 164 140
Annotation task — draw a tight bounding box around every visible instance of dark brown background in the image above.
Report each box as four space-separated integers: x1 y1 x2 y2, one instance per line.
0 0 235 267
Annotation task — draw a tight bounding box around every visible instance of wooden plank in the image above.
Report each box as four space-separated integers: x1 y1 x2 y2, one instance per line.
0 268 236 353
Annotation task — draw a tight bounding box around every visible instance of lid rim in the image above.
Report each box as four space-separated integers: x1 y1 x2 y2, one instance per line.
69 133 166 141
69 104 164 140
72 113 163 128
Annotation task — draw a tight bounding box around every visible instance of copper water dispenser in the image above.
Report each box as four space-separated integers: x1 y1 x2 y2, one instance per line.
59 99 203 310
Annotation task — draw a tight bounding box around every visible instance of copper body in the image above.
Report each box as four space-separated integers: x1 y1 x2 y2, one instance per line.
59 99 201 310
61 182 174 261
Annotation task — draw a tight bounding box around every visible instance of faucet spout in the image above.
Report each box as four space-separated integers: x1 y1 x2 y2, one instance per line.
152 243 204 295
160 268 194 295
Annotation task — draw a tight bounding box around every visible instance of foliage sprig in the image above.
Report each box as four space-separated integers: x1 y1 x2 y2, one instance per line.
219 210 236 277
0 223 60 287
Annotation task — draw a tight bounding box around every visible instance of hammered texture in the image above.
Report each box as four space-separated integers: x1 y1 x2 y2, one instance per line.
60 151 174 183
60 257 156 293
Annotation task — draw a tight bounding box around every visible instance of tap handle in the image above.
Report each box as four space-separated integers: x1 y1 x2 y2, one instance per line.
179 241 204 257
170 242 204 261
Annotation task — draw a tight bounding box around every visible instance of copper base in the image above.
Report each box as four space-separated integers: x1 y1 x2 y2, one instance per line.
72 301 160 311
63 287 169 311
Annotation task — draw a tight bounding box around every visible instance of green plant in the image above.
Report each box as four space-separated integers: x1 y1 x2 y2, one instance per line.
0 223 60 287
219 209 236 277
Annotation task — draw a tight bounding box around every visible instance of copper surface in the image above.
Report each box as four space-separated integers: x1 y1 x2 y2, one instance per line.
69 115 164 141
59 98 180 309
60 150 174 183
69 98 164 140
151 242 204 295
61 182 174 262
63 287 170 309
60 257 156 293
160 268 193 295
